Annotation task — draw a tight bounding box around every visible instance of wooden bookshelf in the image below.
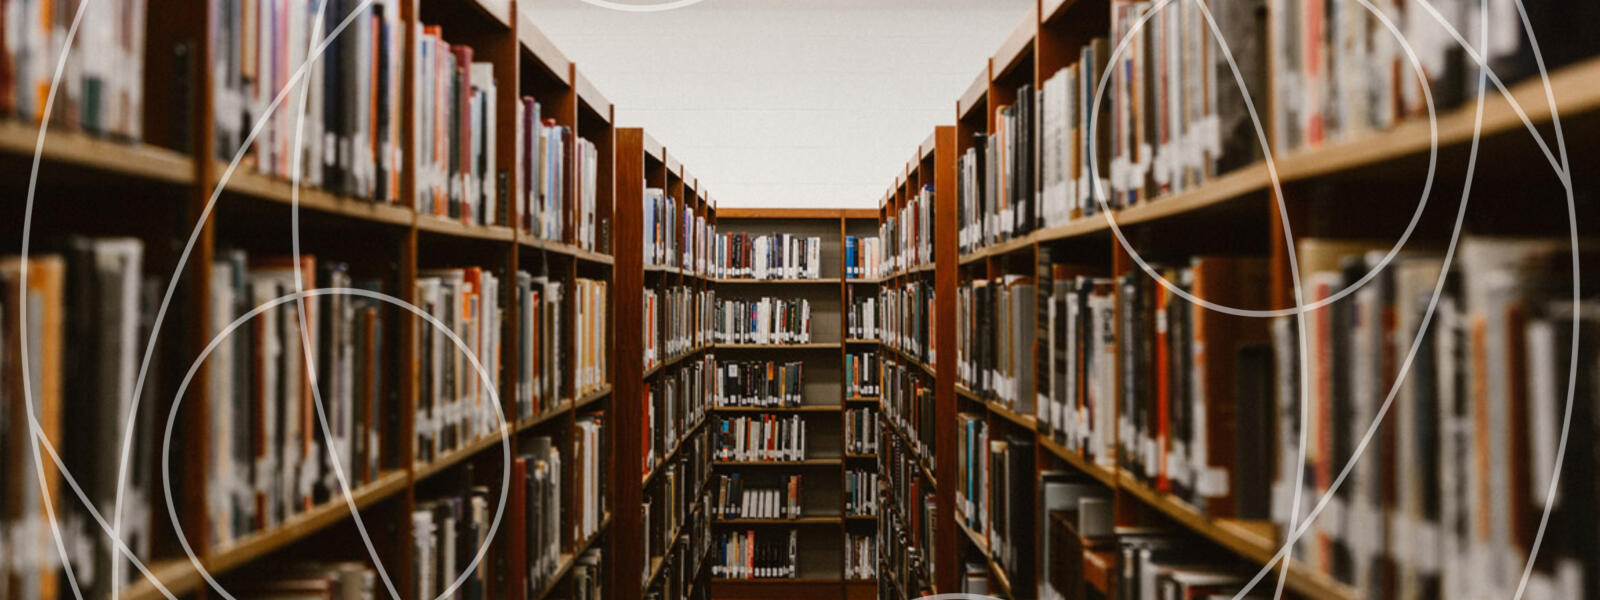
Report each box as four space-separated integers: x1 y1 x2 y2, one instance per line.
872 0 1600 598
0 3 668 599
702 209 882 597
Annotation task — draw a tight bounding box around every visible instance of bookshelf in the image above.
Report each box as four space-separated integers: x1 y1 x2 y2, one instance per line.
699 208 880 600
0 2 686 599
621 127 719 600
876 1 1600 600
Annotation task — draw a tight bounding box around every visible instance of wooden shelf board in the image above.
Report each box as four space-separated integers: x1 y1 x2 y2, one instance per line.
117 558 203 600
843 396 880 404
644 343 711 378
713 342 841 349
1037 434 1118 487
416 215 517 242
212 166 414 226
517 14 571 84
573 68 612 121
986 400 1037 429
207 470 408 575
991 6 1038 80
844 338 880 345
518 399 575 431
415 426 515 482
959 66 990 121
0 121 193 184
519 237 615 265
642 417 708 486
574 384 612 411
1116 472 1360 600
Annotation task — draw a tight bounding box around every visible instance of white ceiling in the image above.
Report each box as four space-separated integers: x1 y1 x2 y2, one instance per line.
522 0 1031 208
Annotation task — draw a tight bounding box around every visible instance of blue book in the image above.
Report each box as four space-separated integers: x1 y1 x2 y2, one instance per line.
845 236 858 278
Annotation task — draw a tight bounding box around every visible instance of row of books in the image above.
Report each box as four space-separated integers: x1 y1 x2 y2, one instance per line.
510 435 564 594
713 474 802 519
516 272 567 420
646 428 707 563
845 351 881 398
1034 272 1117 464
882 361 934 461
1036 473 1112 600
644 188 711 274
413 483 492 600
519 99 581 244
644 285 711 369
1111 256 1272 520
711 529 797 579
213 0 402 204
845 532 876 581
5 0 146 140
956 275 1037 413
1 248 162 599
954 415 1036 590
880 185 934 272
416 24 498 225
711 297 812 345
845 287 879 340
844 407 880 455
645 355 711 474
844 469 879 517
572 278 608 398
1273 237 1597 599
210 252 391 547
844 235 883 280
879 436 936 591
710 233 822 280
1269 0 1598 156
415 267 503 463
713 414 808 462
712 359 804 408
882 280 932 363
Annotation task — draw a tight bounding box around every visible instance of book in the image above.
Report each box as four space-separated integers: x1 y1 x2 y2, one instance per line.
213 0 402 202
712 297 812 345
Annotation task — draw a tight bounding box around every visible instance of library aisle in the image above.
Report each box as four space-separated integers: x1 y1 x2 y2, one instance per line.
1 0 1598 600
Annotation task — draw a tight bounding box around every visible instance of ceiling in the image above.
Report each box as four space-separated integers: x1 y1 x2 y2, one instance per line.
522 0 1031 208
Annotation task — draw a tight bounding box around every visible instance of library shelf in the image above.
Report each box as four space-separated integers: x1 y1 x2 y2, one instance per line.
642 343 712 378
712 459 844 467
1116 473 1361 600
709 404 842 413
535 513 614 600
519 236 616 265
844 338 881 345
844 514 878 522
641 417 709 487
0 119 194 184
843 452 876 460
214 167 416 227
208 469 409 575
414 214 518 242
1036 435 1117 488
712 342 842 350
955 517 1013 597
711 277 844 284
518 399 577 430
574 384 613 411
708 577 842 585
843 396 880 404
713 517 844 526
984 399 1037 430
415 426 516 482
